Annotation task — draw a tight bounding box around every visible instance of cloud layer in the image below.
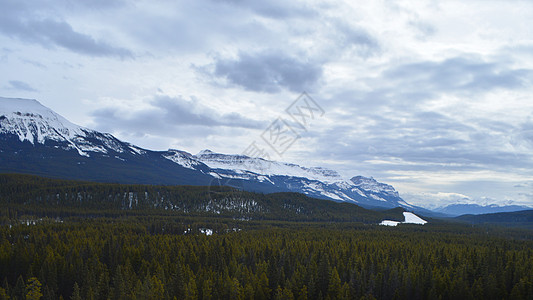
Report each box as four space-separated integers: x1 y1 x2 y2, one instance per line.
0 0 132 58
1 0 533 208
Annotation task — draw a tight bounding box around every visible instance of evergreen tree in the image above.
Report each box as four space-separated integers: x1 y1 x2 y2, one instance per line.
327 268 341 299
70 283 81 300
25 277 42 300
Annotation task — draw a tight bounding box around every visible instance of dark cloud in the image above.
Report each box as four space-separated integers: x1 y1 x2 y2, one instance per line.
307 100 533 181
65 0 126 10
151 95 264 128
212 0 317 19
7 80 38 92
21 59 47 69
327 55 533 117
91 95 265 138
383 57 533 94
0 1 132 58
120 1 280 54
408 19 436 39
208 51 323 93
330 20 380 55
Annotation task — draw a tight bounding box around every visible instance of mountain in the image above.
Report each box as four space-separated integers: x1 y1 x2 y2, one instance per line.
435 203 532 216
0 97 419 210
0 97 214 185
193 150 415 210
455 210 533 229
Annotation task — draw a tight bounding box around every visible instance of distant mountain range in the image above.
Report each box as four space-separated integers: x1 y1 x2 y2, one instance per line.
0 97 421 211
0 97 530 216
435 203 533 216
455 210 533 229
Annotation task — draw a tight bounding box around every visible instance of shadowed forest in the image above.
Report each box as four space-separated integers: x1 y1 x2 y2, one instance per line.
0 175 532 300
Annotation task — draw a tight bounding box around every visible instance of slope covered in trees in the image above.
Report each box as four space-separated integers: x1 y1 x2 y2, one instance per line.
456 210 533 229
1 173 532 299
0 174 404 223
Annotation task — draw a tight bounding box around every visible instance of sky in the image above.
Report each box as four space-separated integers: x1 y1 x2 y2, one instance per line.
1 0 533 209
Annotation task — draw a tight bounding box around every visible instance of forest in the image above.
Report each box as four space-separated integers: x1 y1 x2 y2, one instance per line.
0 174 532 299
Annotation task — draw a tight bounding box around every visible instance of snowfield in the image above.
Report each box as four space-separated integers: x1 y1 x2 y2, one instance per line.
403 212 427 224
380 212 427 226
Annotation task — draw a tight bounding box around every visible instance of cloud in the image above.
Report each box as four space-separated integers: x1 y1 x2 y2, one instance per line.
0 1 132 58
91 95 265 138
151 95 264 128
213 0 317 19
6 80 38 92
322 55 533 117
382 56 533 95
1 0 533 207
205 51 323 93
329 19 380 55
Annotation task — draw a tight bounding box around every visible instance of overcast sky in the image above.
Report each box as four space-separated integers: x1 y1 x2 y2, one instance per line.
1 0 533 208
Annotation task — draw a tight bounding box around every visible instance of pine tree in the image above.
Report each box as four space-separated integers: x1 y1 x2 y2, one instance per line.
25 277 43 300
185 278 197 300
327 267 341 299
0 287 8 300
296 285 308 300
13 276 25 300
201 279 213 300
71 283 81 300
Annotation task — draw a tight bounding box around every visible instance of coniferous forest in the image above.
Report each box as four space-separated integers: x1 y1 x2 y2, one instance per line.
0 174 532 299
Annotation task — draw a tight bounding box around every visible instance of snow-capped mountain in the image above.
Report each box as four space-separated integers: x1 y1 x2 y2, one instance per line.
0 97 214 185
193 149 414 209
195 149 343 183
1 97 138 157
0 97 420 210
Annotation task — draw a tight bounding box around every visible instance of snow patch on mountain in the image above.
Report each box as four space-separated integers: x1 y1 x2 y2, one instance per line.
194 149 415 209
163 150 204 170
351 176 399 198
195 149 344 184
128 145 146 155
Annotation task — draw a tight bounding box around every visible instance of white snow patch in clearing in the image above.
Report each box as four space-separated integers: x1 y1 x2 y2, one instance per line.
403 212 427 224
380 220 401 226
380 212 427 226
199 228 213 236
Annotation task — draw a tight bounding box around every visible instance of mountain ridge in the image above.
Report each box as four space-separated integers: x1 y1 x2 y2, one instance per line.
0 97 425 212
436 203 533 216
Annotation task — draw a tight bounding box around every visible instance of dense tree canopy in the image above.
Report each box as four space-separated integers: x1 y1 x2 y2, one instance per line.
0 174 532 299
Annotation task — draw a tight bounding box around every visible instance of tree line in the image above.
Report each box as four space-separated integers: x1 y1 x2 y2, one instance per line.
0 219 532 299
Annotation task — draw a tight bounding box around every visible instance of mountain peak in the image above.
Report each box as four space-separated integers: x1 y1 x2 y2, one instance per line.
351 176 377 184
350 175 399 198
197 149 215 156
1 97 47 114
1 97 85 144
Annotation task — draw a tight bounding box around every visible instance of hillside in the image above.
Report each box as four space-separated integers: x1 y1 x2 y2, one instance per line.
455 210 533 229
0 173 405 224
